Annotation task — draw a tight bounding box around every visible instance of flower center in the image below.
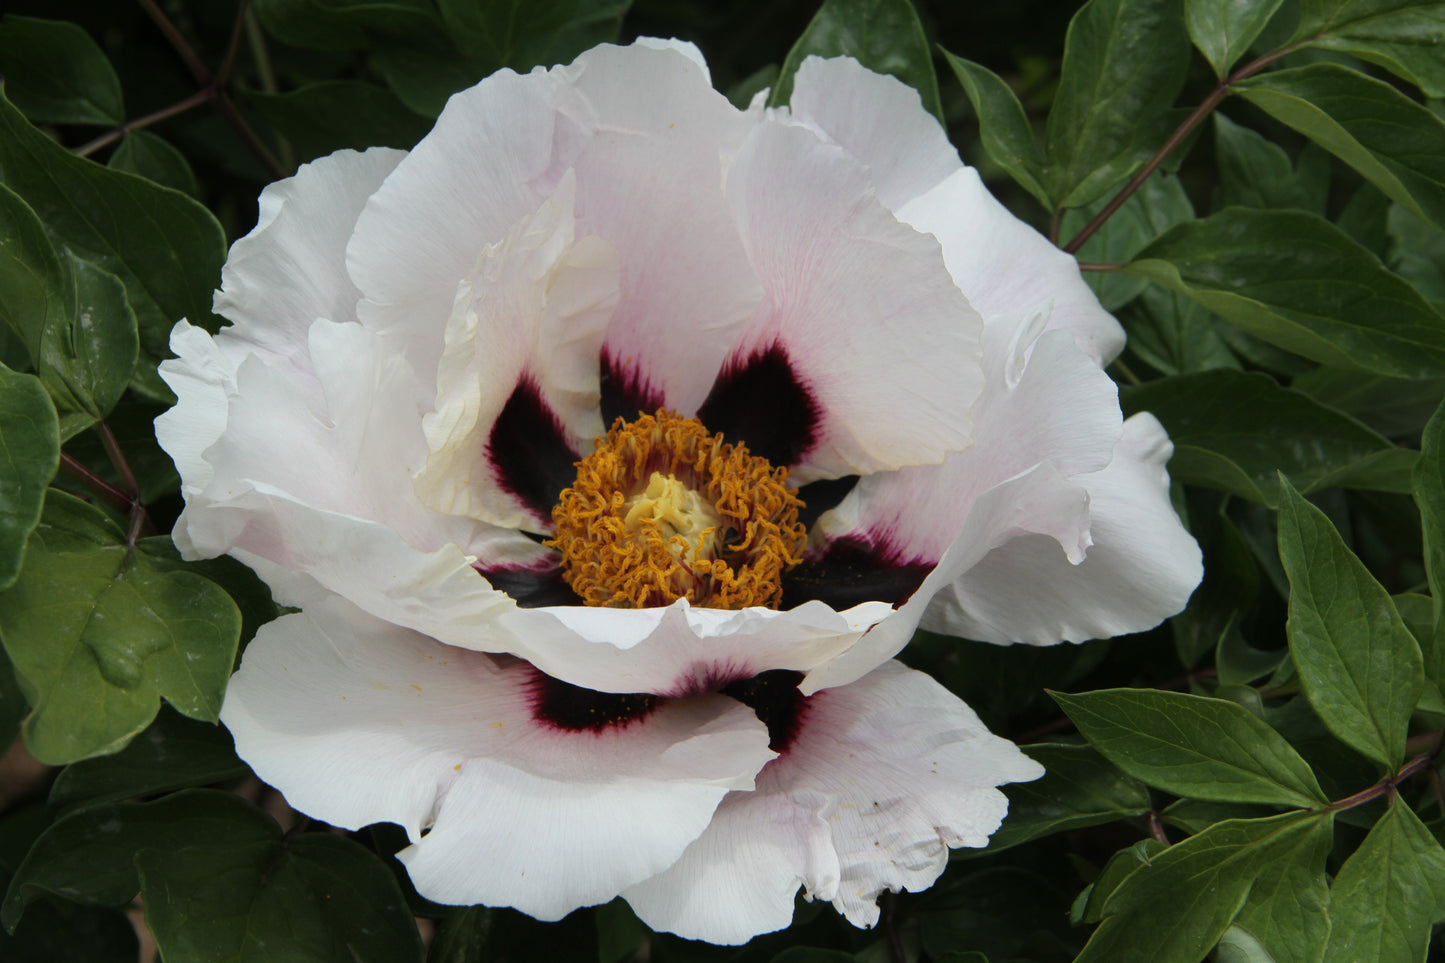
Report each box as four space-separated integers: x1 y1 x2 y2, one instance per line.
547 410 807 609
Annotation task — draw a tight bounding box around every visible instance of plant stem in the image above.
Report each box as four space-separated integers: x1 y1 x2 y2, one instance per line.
1060 42 1307 255
59 451 133 516
1329 746 1440 813
98 421 155 545
74 88 213 157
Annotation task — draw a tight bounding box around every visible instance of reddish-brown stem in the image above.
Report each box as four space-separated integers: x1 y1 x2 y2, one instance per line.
1148 811 1170 846
134 0 286 179
59 451 132 516
98 422 155 544
1061 41 1308 256
74 88 213 158
1330 750 1438 813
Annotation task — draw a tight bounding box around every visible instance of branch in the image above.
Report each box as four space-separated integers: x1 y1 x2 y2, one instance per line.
74 88 212 158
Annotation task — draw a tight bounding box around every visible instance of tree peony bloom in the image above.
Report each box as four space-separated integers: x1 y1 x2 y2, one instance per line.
156 39 1201 944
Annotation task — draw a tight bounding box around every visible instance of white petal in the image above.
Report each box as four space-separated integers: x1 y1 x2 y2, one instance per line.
717 120 985 481
788 56 960 211
159 318 544 647
623 661 1043 943
814 326 1121 564
923 412 1203 644
494 598 895 696
800 461 1093 695
221 596 776 920
897 166 1125 365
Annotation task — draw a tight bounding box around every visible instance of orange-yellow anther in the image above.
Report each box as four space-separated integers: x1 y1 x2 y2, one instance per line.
547 410 806 609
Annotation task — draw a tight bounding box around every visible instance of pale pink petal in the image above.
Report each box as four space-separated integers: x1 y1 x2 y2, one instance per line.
813 326 1121 564
923 413 1202 644
494 598 895 696
221 596 776 921
896 165 1125 365
715 121 984 481
788 56 960 211
622 660 1043 942
800 462 1093 695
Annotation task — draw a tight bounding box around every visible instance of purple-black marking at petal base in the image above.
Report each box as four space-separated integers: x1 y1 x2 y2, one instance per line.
486 378 581 522
697 342 819 468
794 475 858 530
723 670 808 752
474 562 579 608
530 670 662 732
781 537 932 610
600 350 665 426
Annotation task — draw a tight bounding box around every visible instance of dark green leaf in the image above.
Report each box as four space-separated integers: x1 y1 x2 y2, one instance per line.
1322 800 1445 962
106 131 200 199
983 743 1152 852
0 182 64 364
48 708 247 815
140 832 424 963
1214 113 1325 213
596 899 649 963
0 492 240 764
768 950 857 963
770 0 943 124
1185 0 1286 77
1387 202 1445 308
1236 63 1445 233
1161 799 1282 835
0 364 57 591
0 17 123 126
1173 511 1260 668
1044 0 1190 208
1077 813 1332 963
436 0 631 73
248 80 432 163
916 867 1073 962
1292 365 1445 439
253 0 438 50
1122 369 1411 506
1417 395 1445 622
1052 688 1327 807
1122 284 1242 377
373 41 487 117
941 50 1050 208
1231 810 1332 963
40 254 138 440
1337 181 1391 256
1075 839 1168 925
1126 208 1445 378
1299 1 1445 97
0 897 138 963
1060 171 1194 310
0 88 226 399
1277 475 1423 768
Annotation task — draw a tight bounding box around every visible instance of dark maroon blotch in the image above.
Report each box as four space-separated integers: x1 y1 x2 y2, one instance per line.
781 537 932 610
724 670 808 753
600 350 665 426
487 378 581 522
475 562 579 608
793 475 858 530
697 343 819 468
531 671 661 732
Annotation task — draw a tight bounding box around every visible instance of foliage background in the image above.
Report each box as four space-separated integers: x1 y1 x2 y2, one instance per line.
2 0 1445 961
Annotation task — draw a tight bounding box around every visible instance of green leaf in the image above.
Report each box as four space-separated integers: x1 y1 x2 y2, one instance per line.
1075 839 1168 925
1126 208 1445 378
1232 810 1333 963
140 832 424 963
0 896 138 963
1386 201 1445 307
941 50 1050 208
0 16 123 126
1293 365 1445 438
1077 813 1332 963
253 0 438 50
0 87 226 399
40 254 138 440
48 708 247 815
0 365 57 591
0 181 64 364
248 80 433 163
1185 0 1286 77
1214 113 1326 214
770 0 943 124
106 132 199 199
1044 0 1190 208
1322 800 1445 963
1052 688 1327 808
1418 396 1445 623
1060 170 1194 310
1236 63 1445 233
0 492 240 764
1298 1 1445 97
768 950 858 963
983 743 1152 852
436 0 631 73
1122 369 1411 506
916 867 1074 962
1277 475 1424 768
1122 285 1242 377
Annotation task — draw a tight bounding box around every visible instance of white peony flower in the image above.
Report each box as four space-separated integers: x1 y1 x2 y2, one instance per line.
155 39 1202 944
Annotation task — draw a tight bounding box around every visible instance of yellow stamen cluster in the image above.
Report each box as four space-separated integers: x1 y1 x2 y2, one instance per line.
547 410 806 609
